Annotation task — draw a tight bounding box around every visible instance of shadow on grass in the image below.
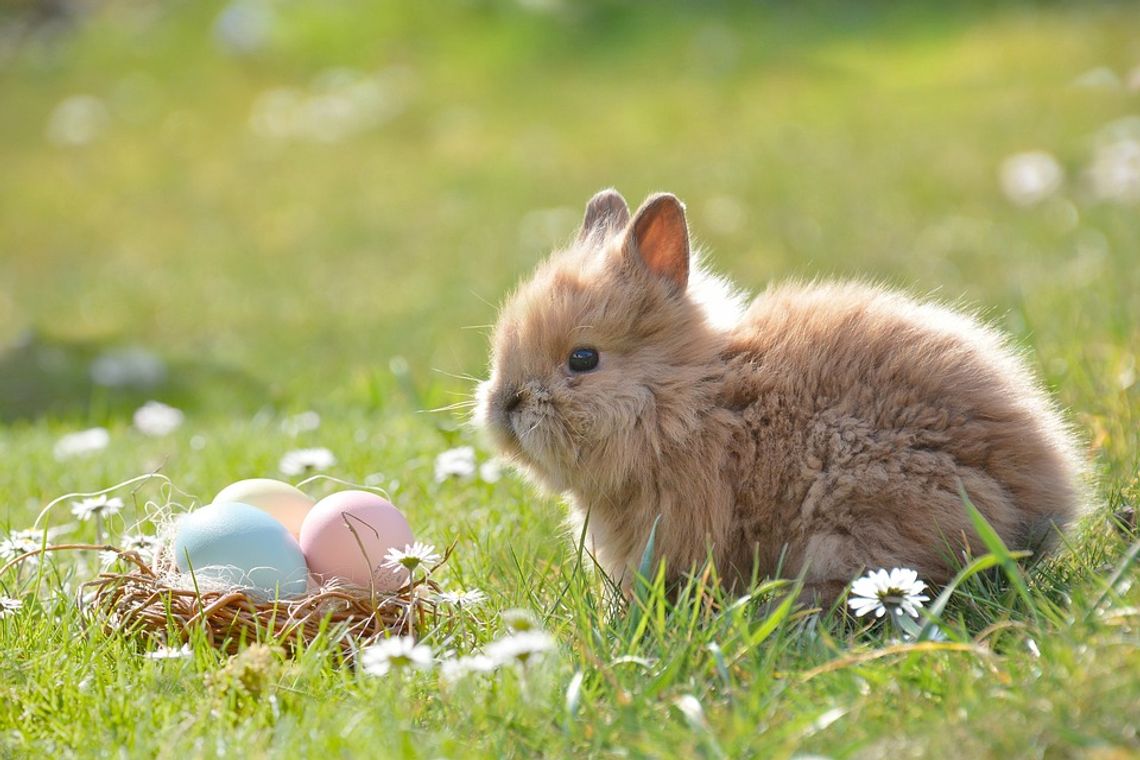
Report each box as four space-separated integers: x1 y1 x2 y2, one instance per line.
0 329 269 424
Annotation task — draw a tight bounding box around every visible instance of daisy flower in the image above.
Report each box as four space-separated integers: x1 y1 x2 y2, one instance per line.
436 588 488 609
439 654 497 683
847 567 931 619
123 533 160 557
486 630 555 667
133 401 184 437
359 636 433 676
0 597 23 619
0 529 43 562
70 495 125 522
434 446 475 482
144 643 192 660
501 608 539 632
381 542 441 574
278 447 337 476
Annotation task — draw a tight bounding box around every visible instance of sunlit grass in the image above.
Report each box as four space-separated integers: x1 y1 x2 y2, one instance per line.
1 0 1138 756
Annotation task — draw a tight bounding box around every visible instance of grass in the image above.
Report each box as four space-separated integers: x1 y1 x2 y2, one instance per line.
2 0 1139 756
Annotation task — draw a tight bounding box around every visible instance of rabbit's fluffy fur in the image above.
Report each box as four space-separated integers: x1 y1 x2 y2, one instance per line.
477 189 1085 601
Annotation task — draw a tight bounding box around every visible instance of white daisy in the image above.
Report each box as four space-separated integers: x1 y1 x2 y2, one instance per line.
501 608 539 632
144 643 192 660
70 495 125 522
278 447 337 476
133 401 184 437
847 567 931 619
439 654 497 683
53 427 110 460
0 529 45 562
121 534 160 561
0 597 23 618
436 588 488 608
485 630 555 667
381 542 441 574
359 636 433 676
434 446 476 482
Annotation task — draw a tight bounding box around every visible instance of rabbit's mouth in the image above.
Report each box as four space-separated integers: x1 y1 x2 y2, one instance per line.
476 378 571 477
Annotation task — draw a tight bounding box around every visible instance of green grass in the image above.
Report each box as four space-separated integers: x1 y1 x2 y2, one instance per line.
2 1 1139 756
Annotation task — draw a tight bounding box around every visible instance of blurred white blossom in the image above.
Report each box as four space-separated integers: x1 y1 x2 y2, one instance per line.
439 653 497 683
360 636 432 676
90 347 166 388
144 643 192 660
213 0 274 55
0 597 23 619
478 459 503 484
1087 135 1140 203
54 427 110 460
1072 66 1121 90
999 151 1063 206
281 411 320 435
437 588 487 608
249 66 414 144
434 446 475 482
133 401 184 437
46 95 110 146
486 630 555 667
279 447 336 476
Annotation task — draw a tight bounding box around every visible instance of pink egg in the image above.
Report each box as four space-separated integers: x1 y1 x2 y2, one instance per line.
298 490 414 590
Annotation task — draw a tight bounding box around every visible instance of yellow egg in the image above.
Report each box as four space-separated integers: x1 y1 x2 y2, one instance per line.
212 478 315 537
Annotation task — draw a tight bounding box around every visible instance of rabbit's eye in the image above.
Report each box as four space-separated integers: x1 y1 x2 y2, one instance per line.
568 347 599 372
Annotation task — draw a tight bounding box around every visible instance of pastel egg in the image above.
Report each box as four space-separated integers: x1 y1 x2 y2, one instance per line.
299 490 413 591
213 478 315 537
174 501 309 599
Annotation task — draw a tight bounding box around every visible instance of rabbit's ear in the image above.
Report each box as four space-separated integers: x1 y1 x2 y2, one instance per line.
578 188 631 243
626 193 689 291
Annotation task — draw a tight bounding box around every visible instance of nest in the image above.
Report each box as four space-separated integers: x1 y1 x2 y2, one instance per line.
1 543 449 656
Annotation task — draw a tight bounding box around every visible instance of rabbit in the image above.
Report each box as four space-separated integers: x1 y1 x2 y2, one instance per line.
475 188 1086 603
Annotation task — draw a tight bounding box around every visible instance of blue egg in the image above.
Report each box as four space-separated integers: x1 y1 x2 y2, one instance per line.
174 501 309 599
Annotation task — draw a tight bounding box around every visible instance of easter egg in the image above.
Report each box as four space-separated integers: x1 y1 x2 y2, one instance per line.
299 490 413 590
212 478 315 537
174 501 309 599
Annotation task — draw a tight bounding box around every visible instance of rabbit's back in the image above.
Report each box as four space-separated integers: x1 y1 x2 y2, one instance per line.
718 281 1083 594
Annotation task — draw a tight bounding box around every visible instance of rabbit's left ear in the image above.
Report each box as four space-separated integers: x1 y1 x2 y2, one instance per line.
625 193 689 291
578 188 631 243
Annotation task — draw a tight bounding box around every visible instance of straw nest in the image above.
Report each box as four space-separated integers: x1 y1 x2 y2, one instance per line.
0 543 451 656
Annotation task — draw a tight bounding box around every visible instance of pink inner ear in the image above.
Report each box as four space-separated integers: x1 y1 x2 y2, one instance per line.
633 198 689 290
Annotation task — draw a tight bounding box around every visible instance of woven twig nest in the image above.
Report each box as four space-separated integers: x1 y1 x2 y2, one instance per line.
2 543 450 656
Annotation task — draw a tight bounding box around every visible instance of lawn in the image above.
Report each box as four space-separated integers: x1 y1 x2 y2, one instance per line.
1 1 1138 757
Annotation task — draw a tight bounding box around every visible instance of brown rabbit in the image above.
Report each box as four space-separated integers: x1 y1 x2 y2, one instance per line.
476 189 1086 603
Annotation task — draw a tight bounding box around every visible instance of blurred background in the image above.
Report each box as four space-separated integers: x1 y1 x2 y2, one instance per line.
1 0 1138 430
